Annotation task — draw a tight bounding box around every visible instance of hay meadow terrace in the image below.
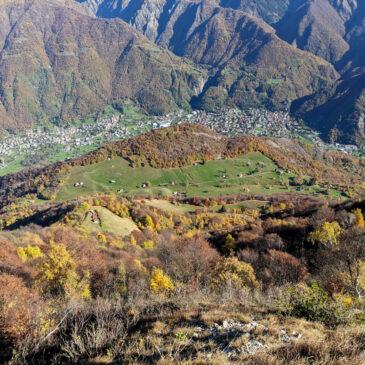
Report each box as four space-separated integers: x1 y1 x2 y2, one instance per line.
56 153 342 201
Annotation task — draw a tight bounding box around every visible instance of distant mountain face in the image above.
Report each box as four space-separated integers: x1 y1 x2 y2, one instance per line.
78 0 292 26
77 0 365 144
293 73 365 143
219 0 291 23
275 0 364 68
273 0 365 143
78 0 338 112
0 0 364 144
0 0 205 130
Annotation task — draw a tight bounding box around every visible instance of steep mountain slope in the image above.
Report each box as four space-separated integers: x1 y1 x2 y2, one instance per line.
276 0 350 64
220 0 291 24
293 72 365 143
271 0 365 143
1 0 363 142
275 0 365 70
0 0 205 131
337 1 365 73
78 0 338 111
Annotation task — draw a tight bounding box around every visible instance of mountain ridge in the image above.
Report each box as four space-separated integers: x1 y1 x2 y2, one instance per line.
0 0 364 143
77 0 365 143
0 0 206 130
79 0 339 112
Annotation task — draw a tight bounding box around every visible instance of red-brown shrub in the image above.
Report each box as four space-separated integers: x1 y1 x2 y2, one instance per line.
155 234 219 286
0 274 41 345
239 249 308 287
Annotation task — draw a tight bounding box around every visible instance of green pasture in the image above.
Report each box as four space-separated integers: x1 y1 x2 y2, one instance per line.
56 152 338 201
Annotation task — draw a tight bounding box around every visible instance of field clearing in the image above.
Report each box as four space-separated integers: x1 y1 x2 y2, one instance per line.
81 206 139 237
142 199 198 213
56 152 339 201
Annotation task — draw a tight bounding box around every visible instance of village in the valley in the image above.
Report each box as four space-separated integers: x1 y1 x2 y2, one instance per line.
0 108 359 173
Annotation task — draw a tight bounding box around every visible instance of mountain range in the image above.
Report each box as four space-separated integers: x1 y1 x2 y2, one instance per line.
0 0 205 130
0 0 365 143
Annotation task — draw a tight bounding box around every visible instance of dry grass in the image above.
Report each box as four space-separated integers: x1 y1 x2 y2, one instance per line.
119 301 365 365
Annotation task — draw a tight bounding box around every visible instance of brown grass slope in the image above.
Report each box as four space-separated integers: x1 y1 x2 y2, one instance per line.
0 0 206 130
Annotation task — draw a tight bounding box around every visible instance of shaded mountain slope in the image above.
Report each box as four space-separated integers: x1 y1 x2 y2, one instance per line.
219 0 291 24
0 0 206 130
293 72 365 143
274 1 363 69
276 0 350 64
270 0 365 143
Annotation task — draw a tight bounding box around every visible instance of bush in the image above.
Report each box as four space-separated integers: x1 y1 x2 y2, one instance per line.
0 275 41 348
223 233 236 253
155 235 219 287
280 282 348 327
45 299 138 363
143 240 156 250
308 221 342 247
150 268 175 294
212 257 259 291
353 208 365 228
17 245 43 262
242 249 309 288
36 243 90 299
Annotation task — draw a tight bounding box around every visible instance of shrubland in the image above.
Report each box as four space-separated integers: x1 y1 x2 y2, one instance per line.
2 125 365 363
1 191 365 364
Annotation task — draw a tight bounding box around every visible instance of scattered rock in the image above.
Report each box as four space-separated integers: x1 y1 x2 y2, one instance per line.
201 319 302 357
280 329 302 342
243 339 268 355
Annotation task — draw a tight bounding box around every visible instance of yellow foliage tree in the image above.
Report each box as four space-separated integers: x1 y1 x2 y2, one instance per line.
17 245 43 262
339 260 365 299
155 215 174 231
97 233 108 244
308 221 342 247
143 240 156 250
213 257 259 290
150 268 175 294
184 229 199 239
36 243 90 299
144 215 155 231
353 208 365 228
130 235 137 246
223 234 236 253
279 202 287 211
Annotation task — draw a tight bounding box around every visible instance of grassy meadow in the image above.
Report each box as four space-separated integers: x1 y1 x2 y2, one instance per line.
56 152 341 201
